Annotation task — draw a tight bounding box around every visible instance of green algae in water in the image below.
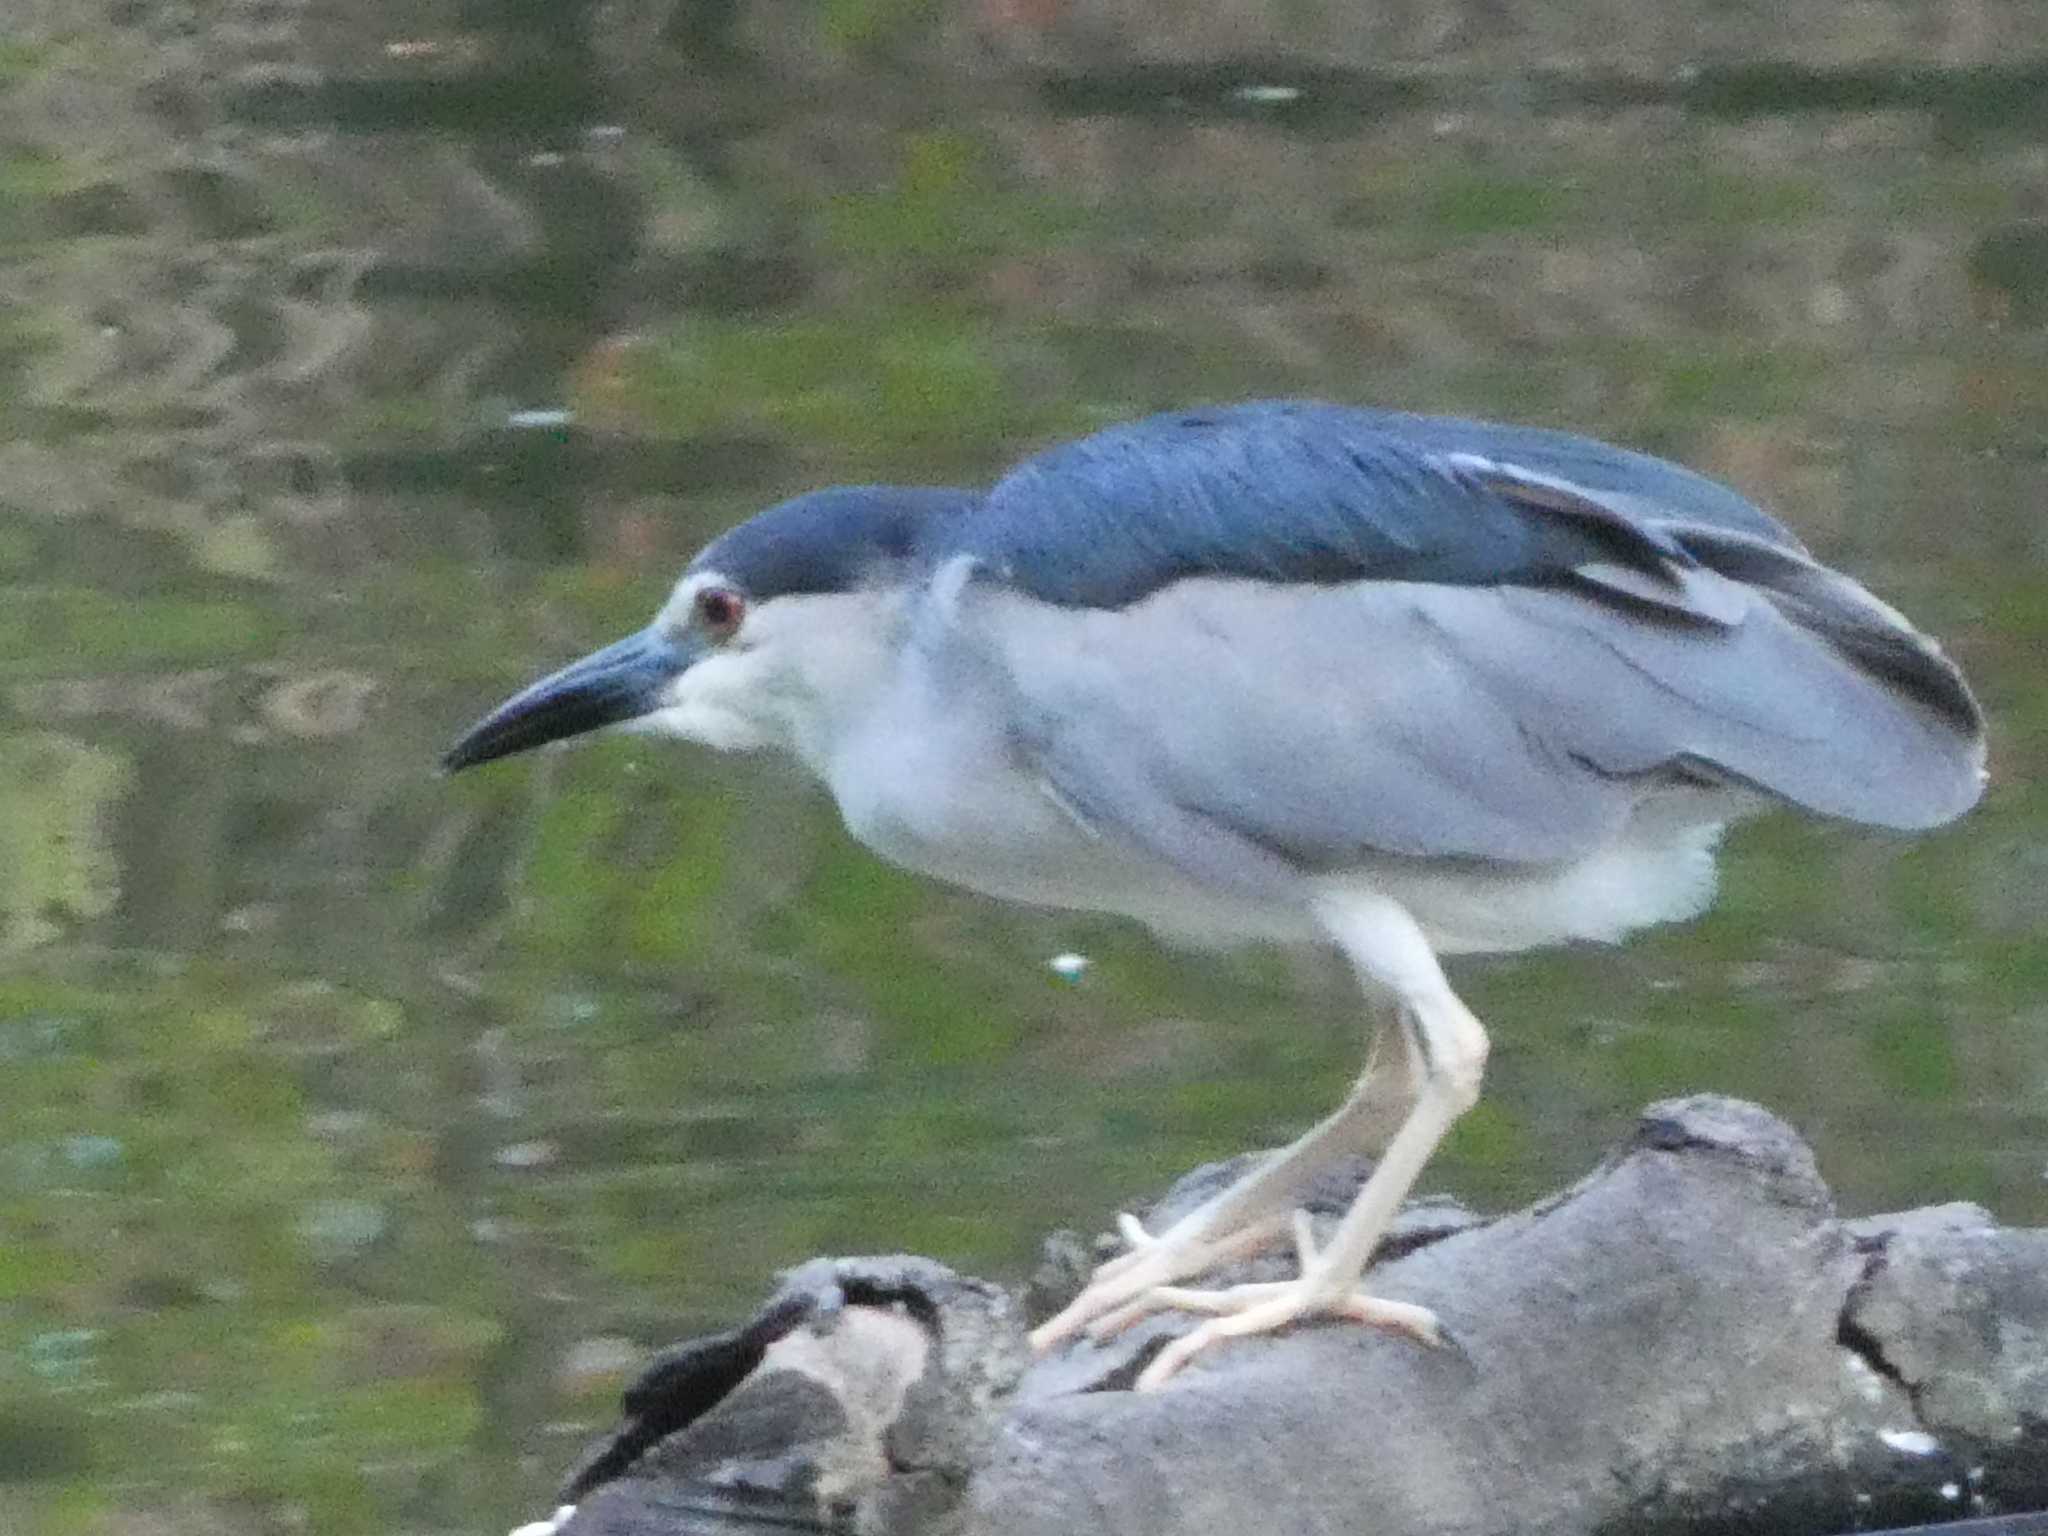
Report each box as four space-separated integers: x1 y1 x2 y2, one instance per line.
612 306 1078 476
0 519 38 571
0 588 286 675
824 131 1081 271
191 515 278 582
820 0 941 52
0 733 132 952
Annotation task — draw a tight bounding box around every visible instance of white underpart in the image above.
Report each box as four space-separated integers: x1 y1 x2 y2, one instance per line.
1351 810 1728 955
629 645 779 753
833 634 1741 954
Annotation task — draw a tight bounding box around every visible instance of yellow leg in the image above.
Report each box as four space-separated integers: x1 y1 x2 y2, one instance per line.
1028 1015 1418 1354
1033 891 1490 1389
1128 892 1489 1390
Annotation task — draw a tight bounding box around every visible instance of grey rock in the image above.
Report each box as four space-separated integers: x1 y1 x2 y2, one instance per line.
558 1256 1025 1536
1841 1205 2048 1503
536 1097 2048 1536
977 1095 1885 1536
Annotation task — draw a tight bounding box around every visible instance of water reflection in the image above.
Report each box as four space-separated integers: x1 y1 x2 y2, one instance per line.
1 2 2044 1532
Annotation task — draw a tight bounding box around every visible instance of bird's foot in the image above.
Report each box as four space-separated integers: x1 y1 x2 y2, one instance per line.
1130 1274 1442 1390
1094 1213 1444 1391
1028 1208 1293 1354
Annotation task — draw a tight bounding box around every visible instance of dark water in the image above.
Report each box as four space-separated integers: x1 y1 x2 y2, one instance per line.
2 2 2045 1531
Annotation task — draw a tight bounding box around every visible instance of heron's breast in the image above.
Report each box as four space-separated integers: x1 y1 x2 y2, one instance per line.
830 720 1083 881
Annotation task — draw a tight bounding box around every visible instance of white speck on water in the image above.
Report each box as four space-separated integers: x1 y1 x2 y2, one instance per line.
28 1329 101 1380
543 992 600 1029
125 1389 203 1413
1879 1428 1942 1456
507 407 573 429
297 1198 388 1258
61 1134 124 1169
306 1110 370 1139
526 151 567 168
1233 84 1302 105
1941 1482 1961 1501
1810 283 1852 326
494 1139 559 1170
1049 952 1090 982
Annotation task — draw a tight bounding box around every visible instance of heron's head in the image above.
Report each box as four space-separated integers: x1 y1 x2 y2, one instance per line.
442 486 974 773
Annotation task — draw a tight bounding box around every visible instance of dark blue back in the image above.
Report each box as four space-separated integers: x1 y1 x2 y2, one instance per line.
944 401 1800 609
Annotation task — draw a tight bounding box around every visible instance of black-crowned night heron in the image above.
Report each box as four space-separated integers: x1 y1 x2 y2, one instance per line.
444 400 1984 1390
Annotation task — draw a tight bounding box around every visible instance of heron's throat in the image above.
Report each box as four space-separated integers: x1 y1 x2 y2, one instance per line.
652 589 907 778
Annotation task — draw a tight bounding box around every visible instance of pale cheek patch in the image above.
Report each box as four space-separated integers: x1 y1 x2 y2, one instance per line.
634 657 777 752
634 700 773 752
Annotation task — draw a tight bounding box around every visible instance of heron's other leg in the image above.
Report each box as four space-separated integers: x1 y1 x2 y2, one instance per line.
1128 891 1489 1389
1028 992 1420 1355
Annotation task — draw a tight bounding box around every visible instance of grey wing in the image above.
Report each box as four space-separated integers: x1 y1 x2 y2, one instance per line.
963 578 1636 881
942 492 1982 881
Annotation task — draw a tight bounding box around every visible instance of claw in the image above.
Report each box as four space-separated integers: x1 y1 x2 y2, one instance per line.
1426 1316 1469 1361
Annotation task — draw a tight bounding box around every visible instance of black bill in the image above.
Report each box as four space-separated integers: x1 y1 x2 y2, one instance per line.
442 627 689 772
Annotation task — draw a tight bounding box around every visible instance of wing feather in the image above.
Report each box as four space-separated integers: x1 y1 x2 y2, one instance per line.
945 400 1799 611
956 569 1979 876
930 400 1982 875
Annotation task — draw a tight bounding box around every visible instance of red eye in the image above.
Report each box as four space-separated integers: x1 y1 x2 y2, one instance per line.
694 586 745 638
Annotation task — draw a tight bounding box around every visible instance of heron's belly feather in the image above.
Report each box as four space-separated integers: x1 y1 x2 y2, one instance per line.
834 720 1733 955
1338 818 1728 955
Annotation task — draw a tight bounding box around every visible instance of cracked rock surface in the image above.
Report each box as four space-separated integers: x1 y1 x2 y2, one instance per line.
532 1098 2048 1536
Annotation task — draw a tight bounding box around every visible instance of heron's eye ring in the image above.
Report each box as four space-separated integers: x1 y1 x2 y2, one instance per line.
694 587 745 639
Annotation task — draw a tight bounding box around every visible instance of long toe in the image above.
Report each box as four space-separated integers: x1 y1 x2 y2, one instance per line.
1084 1279 1295 1340
1130 1282 1444 1390
1030 1210 1295 1354
1335 1292 1444 1345
1030 1249 1182 1353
